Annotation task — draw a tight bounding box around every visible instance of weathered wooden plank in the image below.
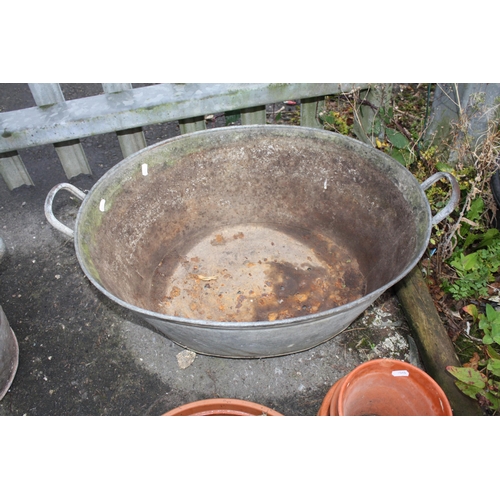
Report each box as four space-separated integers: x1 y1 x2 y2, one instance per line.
241 105 267 125
29 83 65 103
102 84 147 156
28 83 92 178
0 83 369 153
300 97 325 128
0 151 34 189
395 266 484 415
179 117 206 134
115 127 148 156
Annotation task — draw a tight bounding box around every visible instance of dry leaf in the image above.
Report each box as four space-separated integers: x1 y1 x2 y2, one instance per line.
463 352 480 370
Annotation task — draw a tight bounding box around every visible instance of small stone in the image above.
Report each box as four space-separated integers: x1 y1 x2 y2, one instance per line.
176 350 196 369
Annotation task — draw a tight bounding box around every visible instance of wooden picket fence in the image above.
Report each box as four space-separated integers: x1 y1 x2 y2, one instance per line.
0 83 382 190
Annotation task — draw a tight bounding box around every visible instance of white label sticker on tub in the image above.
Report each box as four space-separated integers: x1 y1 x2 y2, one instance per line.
392 370 409 377
142 163 148 176
99 199 106 212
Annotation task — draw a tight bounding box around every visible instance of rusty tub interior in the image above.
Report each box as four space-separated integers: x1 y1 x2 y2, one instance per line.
75 126 424 326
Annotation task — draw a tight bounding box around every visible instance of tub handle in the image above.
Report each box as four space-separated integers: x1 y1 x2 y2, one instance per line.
421 172 460 225
44 183 87 238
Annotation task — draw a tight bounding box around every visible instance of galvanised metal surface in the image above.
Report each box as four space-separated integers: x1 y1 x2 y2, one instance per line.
0 236 5 263
45 125 459 358
0 306 18 400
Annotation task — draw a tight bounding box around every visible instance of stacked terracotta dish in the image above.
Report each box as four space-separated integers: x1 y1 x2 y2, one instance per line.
318 359 452 416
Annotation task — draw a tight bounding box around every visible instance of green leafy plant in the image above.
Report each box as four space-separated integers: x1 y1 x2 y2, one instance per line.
443 238 500 300
225 111 241 126
447 304 500 412
480 303 500 345
359 102 419 168
386 127 414 165
441 193 500 300
320 110 351 135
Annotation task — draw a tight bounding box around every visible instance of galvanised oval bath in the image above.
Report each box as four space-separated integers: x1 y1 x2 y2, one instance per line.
45 126 459 358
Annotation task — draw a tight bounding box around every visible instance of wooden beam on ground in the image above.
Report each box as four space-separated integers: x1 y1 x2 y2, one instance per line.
395 266 484 416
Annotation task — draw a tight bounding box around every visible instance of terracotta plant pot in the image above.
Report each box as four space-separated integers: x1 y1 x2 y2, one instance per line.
318 377 345 416
163 398 283 416
319 359 453 416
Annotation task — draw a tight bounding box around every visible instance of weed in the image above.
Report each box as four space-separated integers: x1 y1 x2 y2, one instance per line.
447 304 500 413
443 238 500 299
320 110 352 135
